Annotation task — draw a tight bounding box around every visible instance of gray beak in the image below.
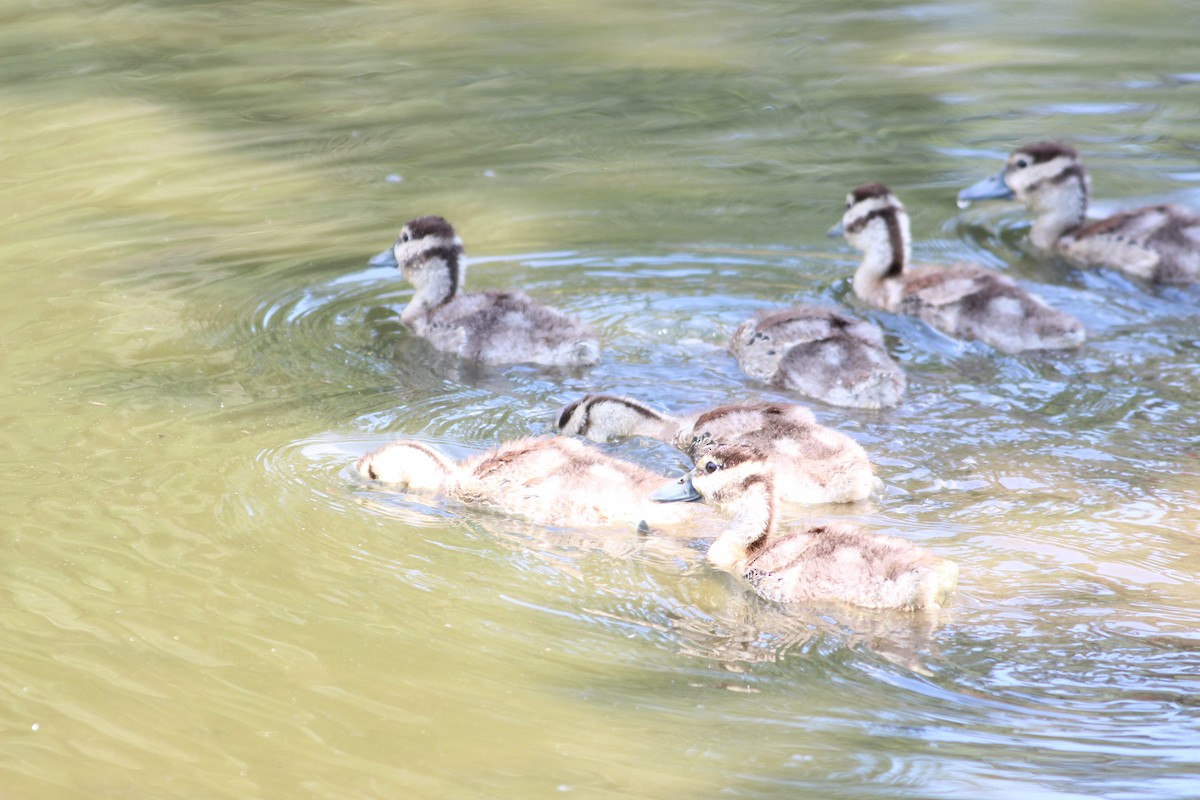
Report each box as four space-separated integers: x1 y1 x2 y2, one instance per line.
827 221 845 239
957 169 1014 203
651 473 703 503
369 246 399 268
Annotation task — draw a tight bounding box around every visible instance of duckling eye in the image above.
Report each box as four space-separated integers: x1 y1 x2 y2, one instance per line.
704 461 720 473
400 230 411 243
1014 158 1029 169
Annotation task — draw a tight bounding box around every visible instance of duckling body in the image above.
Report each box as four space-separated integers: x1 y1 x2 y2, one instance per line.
652 444 957 611
357 435 693 529
370 216 600 366
556 393 875 504
833 183 1085 352
958 142 1200 284
730 306 906 409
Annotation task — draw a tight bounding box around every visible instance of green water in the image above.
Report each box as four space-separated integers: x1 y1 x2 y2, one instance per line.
3 1 1199 797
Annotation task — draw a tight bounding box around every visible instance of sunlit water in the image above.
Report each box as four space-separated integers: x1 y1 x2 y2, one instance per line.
2 0 1199 797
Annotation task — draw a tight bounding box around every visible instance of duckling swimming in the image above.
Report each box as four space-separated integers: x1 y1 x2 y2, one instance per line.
652 443 957 611
730 306 906 409
831 183 1085 352
369 216 601 366
356 435 695 529
957 142 1200 284
556 393 874 504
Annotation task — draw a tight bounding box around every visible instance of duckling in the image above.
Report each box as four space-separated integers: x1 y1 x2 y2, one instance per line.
831 183 1085 352
729 306 906 409
556 393 874 504
369 216 601 366
356 435 696 529
651 443 958 611
957 142 1200 284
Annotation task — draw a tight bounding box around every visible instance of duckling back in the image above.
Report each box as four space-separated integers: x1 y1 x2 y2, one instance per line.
899 265 1085 352
682 402 875 504
420 290 600 367
730 307 905 409
746 522 958 611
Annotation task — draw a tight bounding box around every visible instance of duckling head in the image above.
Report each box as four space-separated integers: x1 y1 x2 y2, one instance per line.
356 439 455 493
829 183 912 289
958 142 1090 246
555 394 675 443
369 216 467 318
652 443 777 568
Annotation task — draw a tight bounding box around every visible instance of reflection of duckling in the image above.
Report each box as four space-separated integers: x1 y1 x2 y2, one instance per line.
369 216 600 366
356 435 694 529
729 306 905 409
958 142 1200 284
832 183 1085 352
652 443 957 610
556 393 874 504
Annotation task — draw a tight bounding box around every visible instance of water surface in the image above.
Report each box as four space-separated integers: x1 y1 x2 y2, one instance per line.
2 1 1199 797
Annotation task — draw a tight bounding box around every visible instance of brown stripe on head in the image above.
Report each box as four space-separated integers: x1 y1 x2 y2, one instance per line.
1051 164 1086 187
1016 142 1078 164
739 473 775 556
556 397 586 433
404 215 457 241
705 442 762 471
420 245 463 300
850 182 893 204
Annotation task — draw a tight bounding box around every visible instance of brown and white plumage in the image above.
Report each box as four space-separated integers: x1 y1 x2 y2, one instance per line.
832 183 1085 352
556 393 875 504
730 306 905 409
958 141 1200 284
651 444 957 611
356 436 695 529
369 216 600 366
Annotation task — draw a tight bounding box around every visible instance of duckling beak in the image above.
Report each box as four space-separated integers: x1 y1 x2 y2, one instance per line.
826 221 845 239
650 474 703 503
957 169 1014 203
369 246 399 268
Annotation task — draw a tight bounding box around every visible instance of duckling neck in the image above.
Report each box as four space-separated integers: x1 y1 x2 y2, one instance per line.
853 243 908 310
1030 178 1089 250
706 478 775 570
402 250 465 322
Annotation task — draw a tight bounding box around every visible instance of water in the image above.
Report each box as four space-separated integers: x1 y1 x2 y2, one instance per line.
3 0 1199 797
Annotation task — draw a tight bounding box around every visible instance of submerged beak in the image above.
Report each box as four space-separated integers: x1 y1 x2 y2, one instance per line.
651 473 703 503
826 221 845 239
368 246 399 268
957 169 1014 204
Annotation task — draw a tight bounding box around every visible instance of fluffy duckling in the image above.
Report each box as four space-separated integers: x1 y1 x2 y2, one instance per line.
729 306 905 409
958 142 1200 284
556 393 874 504
652 444 957 611
831 183 1085 352
356 435 695 529
369 216 600 366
